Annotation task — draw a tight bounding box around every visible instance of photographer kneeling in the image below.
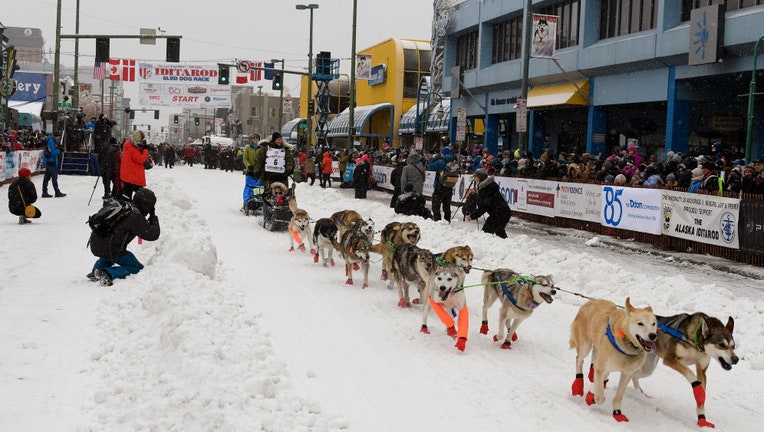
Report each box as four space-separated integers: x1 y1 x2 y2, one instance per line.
87 188 161 286
465 169 511 238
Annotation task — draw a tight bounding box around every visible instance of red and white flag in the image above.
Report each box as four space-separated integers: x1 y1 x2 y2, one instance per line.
250 61 263 82
109 58 136 81
93 61 107 80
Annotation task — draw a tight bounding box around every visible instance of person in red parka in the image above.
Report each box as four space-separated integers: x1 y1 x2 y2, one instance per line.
120 130 150 200
320 151 333 188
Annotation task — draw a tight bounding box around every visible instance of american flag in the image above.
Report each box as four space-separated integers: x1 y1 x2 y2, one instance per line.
93 61 107 80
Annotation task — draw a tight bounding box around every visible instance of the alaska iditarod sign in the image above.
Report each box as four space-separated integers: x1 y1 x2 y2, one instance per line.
137 62 231 108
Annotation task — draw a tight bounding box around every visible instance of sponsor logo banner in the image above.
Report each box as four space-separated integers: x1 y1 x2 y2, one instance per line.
554 182 602 222
661 190 740 249
600 186 662 234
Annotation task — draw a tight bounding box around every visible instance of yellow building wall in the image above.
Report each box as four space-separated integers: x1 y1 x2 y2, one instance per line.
298 38 431 149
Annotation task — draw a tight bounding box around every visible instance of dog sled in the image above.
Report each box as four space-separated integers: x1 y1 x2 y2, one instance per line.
242 176 265 216
262 181 293 232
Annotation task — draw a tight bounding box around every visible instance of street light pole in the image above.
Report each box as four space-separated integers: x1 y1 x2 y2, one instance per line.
745 33 764 164
296 4 319 151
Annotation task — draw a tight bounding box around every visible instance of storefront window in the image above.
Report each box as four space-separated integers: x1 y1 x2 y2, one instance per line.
539 0 581 49
457 30 478 70
681 0 762 21
599 0 657 39
491 15 523 63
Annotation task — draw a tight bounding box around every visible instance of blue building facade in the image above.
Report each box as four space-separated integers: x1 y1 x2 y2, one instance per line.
442 0 764 163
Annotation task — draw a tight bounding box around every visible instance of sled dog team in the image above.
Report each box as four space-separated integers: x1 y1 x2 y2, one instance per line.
280 194 739 427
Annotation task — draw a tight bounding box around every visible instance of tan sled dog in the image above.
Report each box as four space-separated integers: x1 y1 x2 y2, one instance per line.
435 245 473 274
330 210 364 235
569 297 657 423
631 313 738 428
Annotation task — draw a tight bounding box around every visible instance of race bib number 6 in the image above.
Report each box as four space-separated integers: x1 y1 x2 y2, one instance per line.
265 147 286 173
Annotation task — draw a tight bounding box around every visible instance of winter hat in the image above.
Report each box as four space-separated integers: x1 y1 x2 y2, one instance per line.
441 146 453 156
666 173 677 182
132 130 144 143
666 151 675 161
271 132 282 141
614 174 627 185
403 182 414 193
407 152 421 164
355 158 362 164
691 167 704 181
133 188 157 215
605 174 615 183
474 169 488 180
18 167 31 178
361 154 370 162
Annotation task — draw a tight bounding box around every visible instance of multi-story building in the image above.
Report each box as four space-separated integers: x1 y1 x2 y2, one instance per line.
442 0 764 162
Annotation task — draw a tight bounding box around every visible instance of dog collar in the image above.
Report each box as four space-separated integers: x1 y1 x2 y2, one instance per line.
606 321 639 356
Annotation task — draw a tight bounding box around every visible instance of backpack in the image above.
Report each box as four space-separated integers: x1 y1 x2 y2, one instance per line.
440 162 460 188
87 198 133 235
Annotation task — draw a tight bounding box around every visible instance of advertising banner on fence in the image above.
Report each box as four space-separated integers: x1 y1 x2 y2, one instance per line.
137 62 231 108
739 201 764 256
554 182 602 222
600 186 662 234
496 177 555 217
661 190 740 249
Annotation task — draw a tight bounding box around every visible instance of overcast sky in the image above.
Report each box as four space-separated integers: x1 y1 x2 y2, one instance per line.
5 0 435 98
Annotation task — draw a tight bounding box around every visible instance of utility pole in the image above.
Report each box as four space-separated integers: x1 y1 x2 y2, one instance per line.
348 0 357 151
53 0 62 133
518 0 532 154
73 0 80 108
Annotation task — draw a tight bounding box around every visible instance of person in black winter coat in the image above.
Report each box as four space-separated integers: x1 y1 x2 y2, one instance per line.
465 169 511 238
394 182 432 219
8 167 41 224
353 156 371 199
389 158 405 208
87 188 161 286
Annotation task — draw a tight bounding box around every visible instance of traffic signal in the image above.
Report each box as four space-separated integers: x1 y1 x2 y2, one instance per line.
96 38 110 62
194 117 200 126
272 72 283 90
166 37 180 63
173 115 179 124
218 64 230 85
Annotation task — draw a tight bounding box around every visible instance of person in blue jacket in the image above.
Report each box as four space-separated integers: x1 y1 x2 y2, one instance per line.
42 131 66 198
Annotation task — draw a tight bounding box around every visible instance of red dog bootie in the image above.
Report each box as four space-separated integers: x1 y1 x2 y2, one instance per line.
479 321 489 335
420 325 430 334
585 391 596 405
692 381 706 407
313 253 319 263
697 415 715 428
612 410 629 422
446 326 457 337
571 373 584 396
455 337 467 351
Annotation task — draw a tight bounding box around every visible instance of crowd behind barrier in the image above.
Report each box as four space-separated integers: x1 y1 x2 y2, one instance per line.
4 140 763 266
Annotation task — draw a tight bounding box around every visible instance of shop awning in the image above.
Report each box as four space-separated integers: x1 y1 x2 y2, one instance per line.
280 117 305 144
326 103 393 137
425 98 451 133
8 101 45 116
398 102 428 135
527 80 589 108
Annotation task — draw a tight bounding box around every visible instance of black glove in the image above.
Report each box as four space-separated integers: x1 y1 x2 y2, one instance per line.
246 166 254 176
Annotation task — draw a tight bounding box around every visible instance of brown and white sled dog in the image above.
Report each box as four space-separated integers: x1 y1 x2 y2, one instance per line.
287 195 314 254
312 218 340 267
479 269 555 348
569 297 658 423
435 245 473 274
371 221 421 283
391 243 435 307
421 263 469 351
630 313 738 428
339 223 372 288
330 210 364 235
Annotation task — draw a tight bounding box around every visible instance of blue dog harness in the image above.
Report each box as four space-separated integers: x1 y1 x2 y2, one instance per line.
497 274 538 312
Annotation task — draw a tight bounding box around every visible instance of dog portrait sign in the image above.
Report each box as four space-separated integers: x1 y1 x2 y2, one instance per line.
531 14 558 59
